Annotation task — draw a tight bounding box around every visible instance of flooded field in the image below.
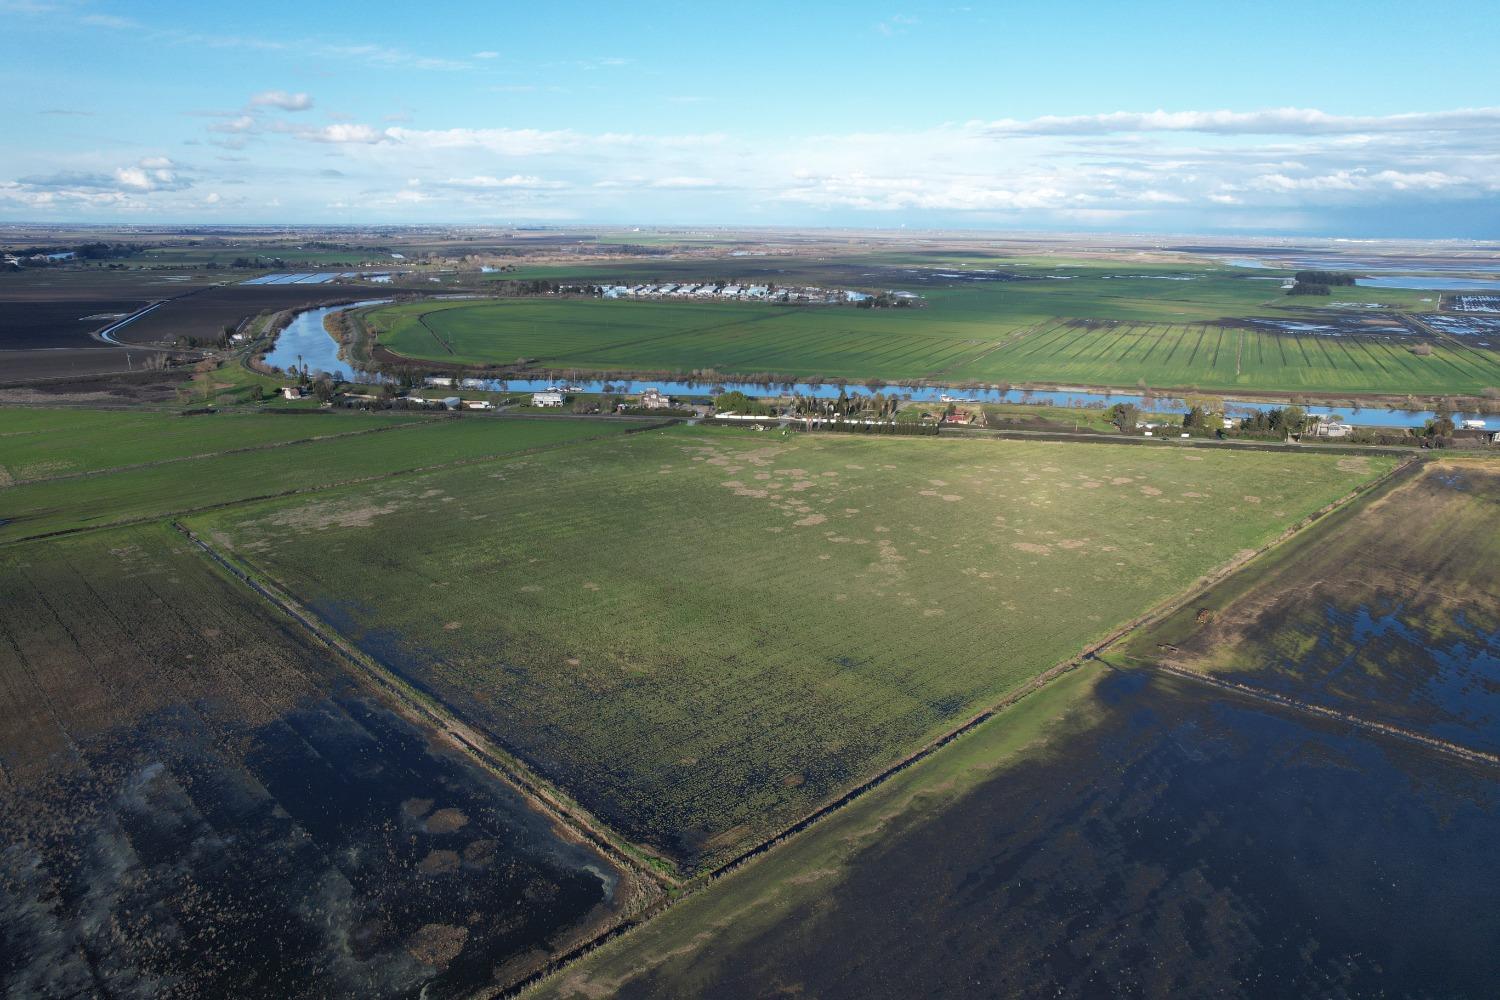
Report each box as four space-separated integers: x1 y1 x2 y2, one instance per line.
1236 313 1411 337
1124 461 1500 756
1424 313 1500 341
546 667 1500 999
0 524 641 999
1446 294 1500 313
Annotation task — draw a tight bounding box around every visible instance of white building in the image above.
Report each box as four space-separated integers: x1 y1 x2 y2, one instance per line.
640 388 672 409
532 390 565 407
1305 413 1354 439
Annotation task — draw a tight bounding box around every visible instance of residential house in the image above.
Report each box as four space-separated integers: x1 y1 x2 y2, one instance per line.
1304 413 1353 439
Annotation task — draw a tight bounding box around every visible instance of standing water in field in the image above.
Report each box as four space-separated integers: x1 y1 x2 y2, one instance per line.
601 670 1500 1000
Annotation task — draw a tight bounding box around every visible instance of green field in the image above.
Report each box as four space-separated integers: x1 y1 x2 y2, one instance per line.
0 407 422 483
0 415 634 542
948 319 1500 394
361 261 1500 394
190 426 1395 873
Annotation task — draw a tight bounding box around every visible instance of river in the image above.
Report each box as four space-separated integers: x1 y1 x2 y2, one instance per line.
263 301 1486 431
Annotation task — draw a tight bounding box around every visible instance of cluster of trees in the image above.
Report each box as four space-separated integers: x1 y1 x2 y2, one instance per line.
853 292 913 309
1107 402 1141 431
821 419 938 435
4 241 138 261
494 279 562 295
1236 405 1308 437
788 388 901 418
1294 270 1357 286
713 390 775 415
1288 269 1356 297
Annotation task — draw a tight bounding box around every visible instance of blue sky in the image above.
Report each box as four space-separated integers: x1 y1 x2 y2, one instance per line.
4 0 1499 236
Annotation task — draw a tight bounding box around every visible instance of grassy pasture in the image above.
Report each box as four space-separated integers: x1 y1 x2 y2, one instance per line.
539 665 1500 1000
0 407 422 483
192 426 1394 873
0 415 633 542
948 320 1500 394
1118 459 1500 755
363 264 1489 393
0 524 637 996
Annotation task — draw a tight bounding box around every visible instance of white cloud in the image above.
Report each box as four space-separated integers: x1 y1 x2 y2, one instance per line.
875 14 919 36
249 89 313 111
441 174 566 189
1249 168 1471 193
472 50 499 59
301 123 388 144
650 176 718 189
14 90 1500 229
985 106 1500 137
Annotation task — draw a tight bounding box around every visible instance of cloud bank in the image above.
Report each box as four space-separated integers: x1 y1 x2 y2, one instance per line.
6 96 1500 234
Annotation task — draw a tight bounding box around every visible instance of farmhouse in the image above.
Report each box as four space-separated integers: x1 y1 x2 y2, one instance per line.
1304 413 1354 439
640 387 672 409
280 386 307 400
532 390 565 407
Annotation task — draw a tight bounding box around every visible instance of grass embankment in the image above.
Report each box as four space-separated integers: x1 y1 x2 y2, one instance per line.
0 415 635 542
190 425 1396 874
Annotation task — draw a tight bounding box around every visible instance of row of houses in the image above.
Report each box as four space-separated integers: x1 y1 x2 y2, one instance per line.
596 282 878 305
531 386 674 408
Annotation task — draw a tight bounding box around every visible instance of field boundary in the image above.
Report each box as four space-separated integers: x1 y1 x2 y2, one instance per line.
176 523 686 890
1145 662 1500 767
497 448 1425 996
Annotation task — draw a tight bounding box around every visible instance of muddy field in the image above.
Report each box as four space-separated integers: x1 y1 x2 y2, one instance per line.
0 299 150 350
1124 461 1500 756
549 668 1500 999
115 285 400 348
1232 312 1414 338
0 348 149 384
1424 313 1500 343
0 524 643 999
